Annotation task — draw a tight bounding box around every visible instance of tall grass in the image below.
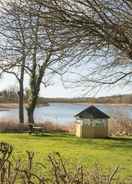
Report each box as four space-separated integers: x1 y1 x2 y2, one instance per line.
0 119 72 133
1 116 132 136
109 118 132 136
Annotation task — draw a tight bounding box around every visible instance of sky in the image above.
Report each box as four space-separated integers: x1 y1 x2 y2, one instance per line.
0 73 132 98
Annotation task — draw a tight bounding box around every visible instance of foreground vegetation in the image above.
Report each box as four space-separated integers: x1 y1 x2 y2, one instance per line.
0 142 125 184
0 133 132 180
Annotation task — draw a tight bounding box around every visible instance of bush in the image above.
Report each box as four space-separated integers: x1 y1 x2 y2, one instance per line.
38 121 69 133
0 121 29 133
109 118 132 136
0 120 72 133
0 142 128 184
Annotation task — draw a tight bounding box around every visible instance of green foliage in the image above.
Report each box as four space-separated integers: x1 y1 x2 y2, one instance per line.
0 133 132 180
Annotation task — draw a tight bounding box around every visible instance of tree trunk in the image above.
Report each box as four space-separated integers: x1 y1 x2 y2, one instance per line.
27 106 35 124
18 55 26 124
18 81 24 123
26 95 38 124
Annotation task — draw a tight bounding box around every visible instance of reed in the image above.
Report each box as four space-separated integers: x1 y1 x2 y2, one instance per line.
109 118 132 136
0 119 71 133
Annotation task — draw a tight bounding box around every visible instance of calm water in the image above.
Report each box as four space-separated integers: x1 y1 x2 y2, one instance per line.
0 103 132 124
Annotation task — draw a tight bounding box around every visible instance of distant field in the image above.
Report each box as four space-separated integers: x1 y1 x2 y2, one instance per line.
0 133 132 178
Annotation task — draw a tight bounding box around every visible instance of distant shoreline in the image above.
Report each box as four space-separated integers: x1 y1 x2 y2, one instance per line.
76 103 132 106
0 102 49 110
1 93 132 105
0 103 18 109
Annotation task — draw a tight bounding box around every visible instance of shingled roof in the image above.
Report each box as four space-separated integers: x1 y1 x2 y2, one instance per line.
75 105 110 119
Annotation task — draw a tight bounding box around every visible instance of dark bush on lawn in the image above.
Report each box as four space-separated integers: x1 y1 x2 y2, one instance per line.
0 142 128 184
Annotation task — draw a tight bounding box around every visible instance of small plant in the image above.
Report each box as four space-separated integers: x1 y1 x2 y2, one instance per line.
0 142 128 183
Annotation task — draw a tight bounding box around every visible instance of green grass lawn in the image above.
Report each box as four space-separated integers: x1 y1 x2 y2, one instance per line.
0 133 132 178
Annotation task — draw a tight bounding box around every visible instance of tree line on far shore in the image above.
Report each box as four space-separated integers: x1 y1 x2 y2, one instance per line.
0 88 132 105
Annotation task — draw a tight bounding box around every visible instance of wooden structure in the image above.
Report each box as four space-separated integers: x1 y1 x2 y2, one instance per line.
28 124 44 134
75 105 110 138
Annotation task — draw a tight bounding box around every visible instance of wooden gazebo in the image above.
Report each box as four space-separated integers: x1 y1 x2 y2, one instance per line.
75 105 110 138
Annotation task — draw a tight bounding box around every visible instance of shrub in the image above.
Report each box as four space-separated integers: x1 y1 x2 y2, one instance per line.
0 121 29 133
38 121 68 133
109 118 132 136
0 142 128 184
0 120 71 133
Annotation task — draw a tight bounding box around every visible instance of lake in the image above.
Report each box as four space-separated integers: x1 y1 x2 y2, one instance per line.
0 103 132 124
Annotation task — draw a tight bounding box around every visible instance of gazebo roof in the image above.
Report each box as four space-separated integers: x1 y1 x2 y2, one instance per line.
75 105 110 119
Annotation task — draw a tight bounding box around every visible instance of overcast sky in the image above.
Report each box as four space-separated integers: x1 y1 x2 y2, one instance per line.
0 73 131 98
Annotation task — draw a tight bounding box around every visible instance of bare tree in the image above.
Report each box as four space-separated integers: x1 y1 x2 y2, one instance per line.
0 0 67 124
22 1 65 124
32 0 132 95
0 0 29 123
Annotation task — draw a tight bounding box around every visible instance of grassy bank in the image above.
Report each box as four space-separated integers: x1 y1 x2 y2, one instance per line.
0 133 132 179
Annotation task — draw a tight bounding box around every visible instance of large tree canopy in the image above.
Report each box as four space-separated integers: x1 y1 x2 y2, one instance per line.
1 0 132 97
0 0 71 123
31 0 132 94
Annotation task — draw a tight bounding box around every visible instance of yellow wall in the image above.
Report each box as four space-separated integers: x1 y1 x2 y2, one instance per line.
76 124 82 137
76 119 108 138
